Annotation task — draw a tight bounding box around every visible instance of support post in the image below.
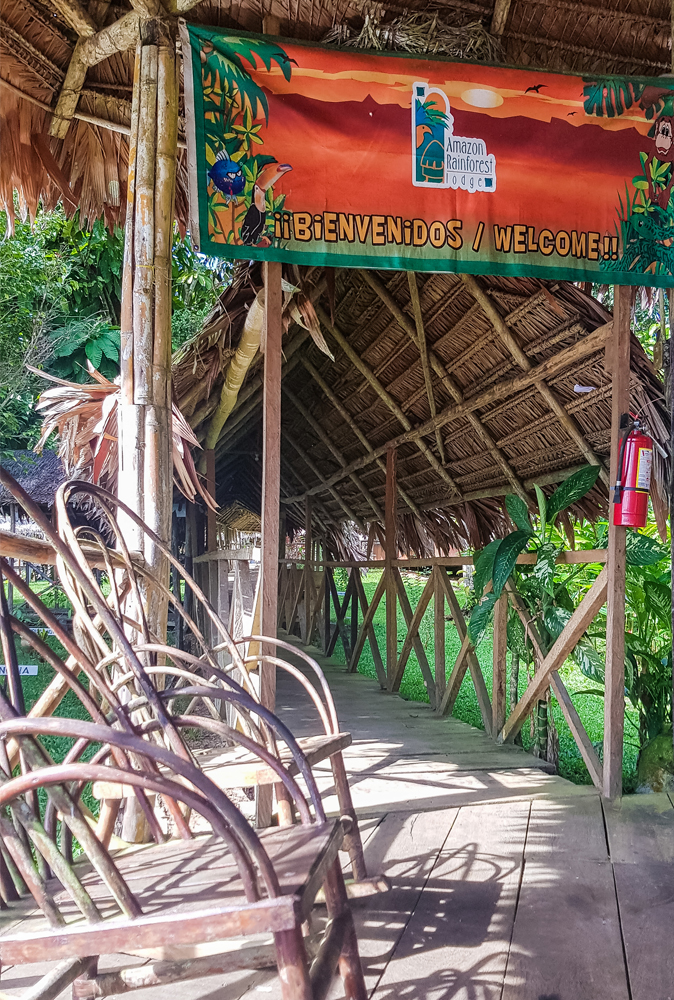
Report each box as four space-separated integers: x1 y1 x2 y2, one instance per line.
117 20 176 645
257 260 282 827
385 449 397 688
206 448 217 552
433 567 446 704
303 497 312 643
492 591 508 737
603 286 630 799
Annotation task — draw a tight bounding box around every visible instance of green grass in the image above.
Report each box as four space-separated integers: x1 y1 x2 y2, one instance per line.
329 570 640 790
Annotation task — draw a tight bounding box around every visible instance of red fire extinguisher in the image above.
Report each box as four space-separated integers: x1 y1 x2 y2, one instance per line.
613 415 653 528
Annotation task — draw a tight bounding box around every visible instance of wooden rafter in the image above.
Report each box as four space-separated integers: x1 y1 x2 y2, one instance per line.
283 320 611 503
462 274 610 484
281 430 366 532
282 385 383 521
48 0 97 36
0 19 64 89
316 305 463 498
490 0 512 35
300 356 422 516
49 10 141 138
407 273 445 464
363 270 530 501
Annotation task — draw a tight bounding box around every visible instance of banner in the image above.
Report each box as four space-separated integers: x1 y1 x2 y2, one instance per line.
182 23 674 286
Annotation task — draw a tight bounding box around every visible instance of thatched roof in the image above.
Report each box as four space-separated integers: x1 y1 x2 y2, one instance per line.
0 450 64 510
175 263 669 555
2 1 672 229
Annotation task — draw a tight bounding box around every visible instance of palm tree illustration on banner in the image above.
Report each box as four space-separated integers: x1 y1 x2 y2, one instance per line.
583 76 674 276
200 34 294 247
414 86 451 186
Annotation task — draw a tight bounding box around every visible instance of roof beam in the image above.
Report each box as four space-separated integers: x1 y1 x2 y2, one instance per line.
316 304 463 499
283 385 383 521
282 320 611 503
300 356 421 516
48 0 97 36
281 431 366 531
461 274 609 485
49 9 141 138
363 271 529 501
407 273 445 464
490 0 512 35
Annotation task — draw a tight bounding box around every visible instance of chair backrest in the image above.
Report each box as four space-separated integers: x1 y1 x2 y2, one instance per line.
0 716 290 932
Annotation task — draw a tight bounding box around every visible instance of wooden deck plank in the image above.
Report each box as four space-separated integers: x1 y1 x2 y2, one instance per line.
525 793 608 861
370 800 530 1000
614 860 674 1000
503 857 629 1000
603 793 674 864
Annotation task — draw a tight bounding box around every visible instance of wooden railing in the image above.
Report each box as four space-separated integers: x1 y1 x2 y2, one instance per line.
276 550 609 790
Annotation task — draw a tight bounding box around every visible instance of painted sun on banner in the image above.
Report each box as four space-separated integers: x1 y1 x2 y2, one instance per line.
181 23 674 286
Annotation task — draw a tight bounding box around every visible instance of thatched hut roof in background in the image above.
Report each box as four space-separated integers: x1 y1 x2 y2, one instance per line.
0 450 64 511
175 264 669 556
1 1 672 230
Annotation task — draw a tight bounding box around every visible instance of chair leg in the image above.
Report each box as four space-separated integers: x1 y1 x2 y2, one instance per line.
274 925 313 1000
71 957 99 1000
322 859 367 1000
329 753 367 881
275 781 295 826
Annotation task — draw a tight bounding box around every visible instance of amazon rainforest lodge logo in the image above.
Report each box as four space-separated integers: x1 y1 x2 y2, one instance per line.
413 83 497 193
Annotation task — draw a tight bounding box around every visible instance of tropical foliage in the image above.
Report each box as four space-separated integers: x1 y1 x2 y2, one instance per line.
0 206 223 448
197 32 293 245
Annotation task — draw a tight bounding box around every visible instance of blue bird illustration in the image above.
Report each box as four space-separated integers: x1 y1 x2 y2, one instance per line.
208 151 245 201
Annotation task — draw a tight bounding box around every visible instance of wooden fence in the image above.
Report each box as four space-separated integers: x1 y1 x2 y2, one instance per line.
275 550 608 791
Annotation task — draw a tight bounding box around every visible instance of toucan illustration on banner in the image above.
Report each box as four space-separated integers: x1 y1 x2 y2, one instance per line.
240 162 292 245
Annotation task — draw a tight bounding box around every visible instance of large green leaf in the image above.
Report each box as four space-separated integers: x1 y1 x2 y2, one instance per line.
468 593 496 645
546 465 601 521
644 581 671 626
492 530 532 598
534 484 547 536
543 605 571 641
532 542 558 596
572 639 605 684
505 494 532 532
473 538 501 598
626 532 668 566
582 78 645 118
507 612 529 659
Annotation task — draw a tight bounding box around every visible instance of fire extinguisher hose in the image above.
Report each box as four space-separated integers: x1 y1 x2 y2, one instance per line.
613 414 633 505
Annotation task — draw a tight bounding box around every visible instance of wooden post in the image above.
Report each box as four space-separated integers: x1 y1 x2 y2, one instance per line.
206 449 217 552
433 567 446 704
302 497 312 643
603 286 630 799
492 591 508 737
385 448 398 688
257 260 282 827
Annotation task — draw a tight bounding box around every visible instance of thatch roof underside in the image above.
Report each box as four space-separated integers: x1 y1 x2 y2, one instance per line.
0 450 64 510
175 265 668 556
2 0 673 228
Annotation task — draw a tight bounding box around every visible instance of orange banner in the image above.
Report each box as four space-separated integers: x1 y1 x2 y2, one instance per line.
182 24 674 286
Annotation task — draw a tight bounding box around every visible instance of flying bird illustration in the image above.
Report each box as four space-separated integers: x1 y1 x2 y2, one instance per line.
567 111 577 116
525 84 546 94
208 151 245 200
240 162 292 246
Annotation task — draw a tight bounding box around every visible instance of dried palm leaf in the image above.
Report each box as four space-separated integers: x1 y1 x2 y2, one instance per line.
28 365 217 511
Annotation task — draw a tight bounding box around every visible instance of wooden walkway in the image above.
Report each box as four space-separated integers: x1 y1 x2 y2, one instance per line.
3 636 673 1000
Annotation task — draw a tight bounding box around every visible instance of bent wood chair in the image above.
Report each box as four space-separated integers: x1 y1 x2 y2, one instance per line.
0 470 377 890
0 711 367 1000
